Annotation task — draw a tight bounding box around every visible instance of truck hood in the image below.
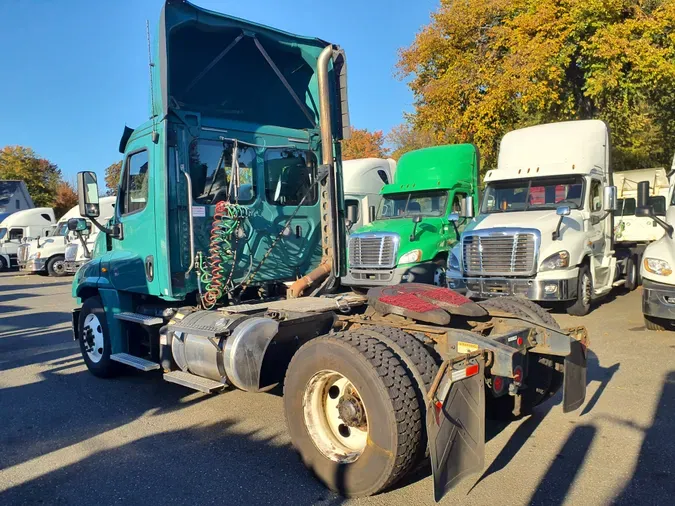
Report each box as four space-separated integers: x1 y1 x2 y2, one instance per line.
463 210 590 267
352 217 454 263
157 1 345 133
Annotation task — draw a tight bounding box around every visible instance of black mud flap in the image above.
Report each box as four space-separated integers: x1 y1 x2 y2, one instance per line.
427 355 485 502
562 339 587 413
71 308 81 341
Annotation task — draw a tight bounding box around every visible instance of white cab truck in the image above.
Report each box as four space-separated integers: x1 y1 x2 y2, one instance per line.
0 207 55 270
447 119 638 316
342 158 396 230
614 168 670 244
18 198 116 276
636 159 675 330
64 197 116 274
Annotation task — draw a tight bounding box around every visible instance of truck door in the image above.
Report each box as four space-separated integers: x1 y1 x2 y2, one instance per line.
587 178 610 287
109 135 159 294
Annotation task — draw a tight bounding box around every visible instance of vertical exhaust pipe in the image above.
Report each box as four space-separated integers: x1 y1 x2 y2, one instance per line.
289 45 338 298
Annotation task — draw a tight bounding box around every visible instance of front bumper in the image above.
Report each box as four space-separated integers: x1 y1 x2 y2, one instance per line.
642 278 675 320
342 261 440 287
20 258 47 272
64 260 84 274
447 272 578 301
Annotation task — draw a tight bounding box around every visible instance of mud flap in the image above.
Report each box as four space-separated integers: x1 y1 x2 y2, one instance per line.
427 355 485 502
562 339 587 413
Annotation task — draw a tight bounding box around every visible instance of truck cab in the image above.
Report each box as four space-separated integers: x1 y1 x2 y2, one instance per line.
342 144 479 288
342 157 395 231
0 207 55 270
447 120 628 315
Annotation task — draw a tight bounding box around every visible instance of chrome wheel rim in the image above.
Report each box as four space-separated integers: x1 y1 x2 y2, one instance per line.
52 260 65 275
581 273 591 306
433 266 446 286
303 370 368 463
82 313 104 363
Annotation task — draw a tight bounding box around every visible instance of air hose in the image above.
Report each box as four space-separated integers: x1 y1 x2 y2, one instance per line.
198 201 248 309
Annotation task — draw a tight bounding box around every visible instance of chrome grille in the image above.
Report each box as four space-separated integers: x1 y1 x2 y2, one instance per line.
348 233 399 269
17 244 30 264
462 229 538 276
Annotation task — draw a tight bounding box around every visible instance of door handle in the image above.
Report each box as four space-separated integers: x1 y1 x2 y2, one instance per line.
145 255 154 282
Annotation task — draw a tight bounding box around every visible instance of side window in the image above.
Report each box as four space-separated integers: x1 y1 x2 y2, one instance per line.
9 228 23 241
649 196 666 216
16 199 20 209
120 150 150 215
377 169 389 184
264 149 318 206
589 180 602 212
452 192 467 214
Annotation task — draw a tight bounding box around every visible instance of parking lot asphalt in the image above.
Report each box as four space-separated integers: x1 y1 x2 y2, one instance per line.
0 270 674 505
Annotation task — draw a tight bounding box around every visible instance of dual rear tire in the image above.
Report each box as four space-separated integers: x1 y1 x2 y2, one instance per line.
283 328 437 497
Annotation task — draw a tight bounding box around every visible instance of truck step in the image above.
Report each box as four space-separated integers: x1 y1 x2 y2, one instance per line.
163 370 226 393
110 353 161 371
114 312 163 326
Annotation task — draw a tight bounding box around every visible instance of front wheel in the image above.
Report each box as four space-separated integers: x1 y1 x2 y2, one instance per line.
644 315 672 331
47 255 67 277
284 332 422 497
78 296 120 378
624 255 638 291
432 258 446 286
566 266 592 316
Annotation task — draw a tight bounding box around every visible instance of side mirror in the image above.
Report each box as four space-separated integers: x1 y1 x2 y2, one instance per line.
68 218 89 232
77 171 100 218
460 196 475 218
603 185 617 212
368 205 376 222
346 204 358 224
556 206 571 216
637 181 650 209
412 215 422 224
447 213 460 222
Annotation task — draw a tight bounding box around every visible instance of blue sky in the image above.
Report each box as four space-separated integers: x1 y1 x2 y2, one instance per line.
0 0 438 183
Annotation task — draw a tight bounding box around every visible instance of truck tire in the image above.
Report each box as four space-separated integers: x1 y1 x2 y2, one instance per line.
0 256 7 271
360 325 439 464
479 297 559 418
625 255 638 291
78 296 120 378
644 315 672 331
566 265 592 316
432 258 447 286
47 255 67 277
284 331 422 497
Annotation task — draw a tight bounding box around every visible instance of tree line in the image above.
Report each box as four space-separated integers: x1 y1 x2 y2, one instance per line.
344 0 675 174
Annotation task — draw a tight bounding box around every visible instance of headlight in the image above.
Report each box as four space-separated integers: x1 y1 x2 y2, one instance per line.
644 258 672 276
448 252 460 270
540 251 570 271
29 252 41 260
399 249 422 264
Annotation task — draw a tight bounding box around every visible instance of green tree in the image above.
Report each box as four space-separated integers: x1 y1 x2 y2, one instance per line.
397 0 675 172
104 160 123 196
341 128 390 160
0 146 61 206
387 121 437 160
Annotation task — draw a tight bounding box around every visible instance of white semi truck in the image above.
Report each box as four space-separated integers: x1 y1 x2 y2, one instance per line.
446 119 642 316
342 158 396 230
636 158 675 330
0 207 55 270
18 198 116 276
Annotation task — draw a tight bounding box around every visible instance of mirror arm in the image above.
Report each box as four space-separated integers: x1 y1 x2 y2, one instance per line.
89 217 122 240
552 215 564 241
410 222 418 242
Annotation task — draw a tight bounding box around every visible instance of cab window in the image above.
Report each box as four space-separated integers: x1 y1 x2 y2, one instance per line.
452 192 467 213
9 228 23 241
589 180 602 212
264 149 318 206
120 150 149 215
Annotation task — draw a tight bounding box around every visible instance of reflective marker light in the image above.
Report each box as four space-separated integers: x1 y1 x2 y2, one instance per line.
493 376 504 393
513 366 523 383
516 336 524 346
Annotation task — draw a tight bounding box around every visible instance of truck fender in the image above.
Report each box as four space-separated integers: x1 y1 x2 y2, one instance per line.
427 353 485 502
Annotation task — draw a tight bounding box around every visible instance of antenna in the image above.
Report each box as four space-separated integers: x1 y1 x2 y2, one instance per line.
146 20 158 143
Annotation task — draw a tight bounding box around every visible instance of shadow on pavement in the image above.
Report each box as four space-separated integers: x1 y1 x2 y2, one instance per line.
0 292 37 303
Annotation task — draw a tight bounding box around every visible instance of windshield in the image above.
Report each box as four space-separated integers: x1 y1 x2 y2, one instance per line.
0 228 6 241
53 222 69 237
482 176 584 213
376 190 448 220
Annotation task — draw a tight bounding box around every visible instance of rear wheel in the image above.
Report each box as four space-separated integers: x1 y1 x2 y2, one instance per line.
284 332 422 497
644 315 672 331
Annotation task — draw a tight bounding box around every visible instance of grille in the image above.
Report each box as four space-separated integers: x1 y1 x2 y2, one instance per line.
462 231 538 276
17 244 30 263
348 234 399 269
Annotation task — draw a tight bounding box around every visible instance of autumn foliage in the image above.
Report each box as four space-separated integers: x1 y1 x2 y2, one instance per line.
341 128 390 160
0 146 61 207
397 0 675 171
104 160 123 195
53 181 79 218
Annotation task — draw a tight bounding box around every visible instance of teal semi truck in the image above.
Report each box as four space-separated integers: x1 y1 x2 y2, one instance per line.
69 1 588 500
342 144 479 288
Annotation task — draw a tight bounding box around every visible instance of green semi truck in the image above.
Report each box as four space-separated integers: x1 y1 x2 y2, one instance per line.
342 144 479 288
68 1 588 500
